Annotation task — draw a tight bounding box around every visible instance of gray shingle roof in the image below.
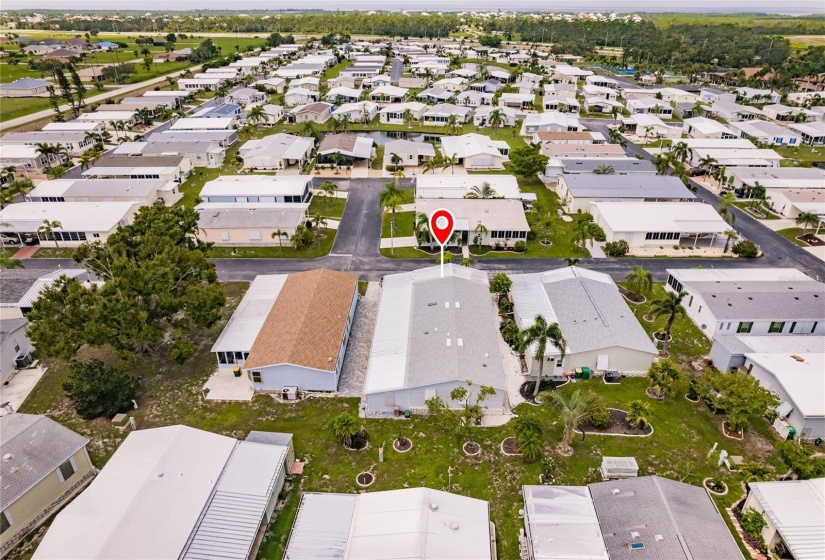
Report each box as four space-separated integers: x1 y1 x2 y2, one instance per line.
558 158 656 174
0 269 49 306
589 476 744 560
0 317 28 347
197 205 307 229
561 174 696 200
687 281 825 321
0 414 89 509
245 431 293 447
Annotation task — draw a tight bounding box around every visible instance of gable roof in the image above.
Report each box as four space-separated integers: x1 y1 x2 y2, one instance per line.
589 476 743 560
243 269 358 372
510 267 657 356
0 414 89 509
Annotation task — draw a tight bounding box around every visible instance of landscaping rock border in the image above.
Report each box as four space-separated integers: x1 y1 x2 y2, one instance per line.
463 441 481 456
356 472 375 487
703 477 728 496
722 420 744 440
500 437 521 456
393 438 413 453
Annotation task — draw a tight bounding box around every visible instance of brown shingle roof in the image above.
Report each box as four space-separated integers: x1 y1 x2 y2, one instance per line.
243 269 358 372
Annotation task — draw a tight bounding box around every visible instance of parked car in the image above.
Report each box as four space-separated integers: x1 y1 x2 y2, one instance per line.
689 167 708 177
0 234 20 245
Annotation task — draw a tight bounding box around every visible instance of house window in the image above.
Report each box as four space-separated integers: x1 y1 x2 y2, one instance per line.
737 322 753 334
56 458 76 482
769 321 785 333
250 371 262 383
247 230 262 240
13 340 19 353
220 231 230 241
1 511 11 534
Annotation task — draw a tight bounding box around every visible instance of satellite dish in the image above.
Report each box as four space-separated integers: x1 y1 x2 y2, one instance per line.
701 324 707 330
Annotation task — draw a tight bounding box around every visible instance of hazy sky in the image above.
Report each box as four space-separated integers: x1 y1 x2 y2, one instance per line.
4 0 823 14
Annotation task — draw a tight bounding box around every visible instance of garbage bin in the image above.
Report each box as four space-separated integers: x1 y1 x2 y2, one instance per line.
581 367 591 380
233 366 241 378
787 426 796 441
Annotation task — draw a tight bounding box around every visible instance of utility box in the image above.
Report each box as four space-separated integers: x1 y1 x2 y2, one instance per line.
600 456 639 479
282 386 298 401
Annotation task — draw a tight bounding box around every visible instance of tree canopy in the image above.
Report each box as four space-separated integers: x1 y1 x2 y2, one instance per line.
63 359 138 419
27 206 225 361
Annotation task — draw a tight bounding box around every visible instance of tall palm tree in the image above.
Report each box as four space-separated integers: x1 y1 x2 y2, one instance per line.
464 181 497 199
624 265 653 298
320 181 335 197
443 153 458 175
723 229 739 253
379 182 402 255
271 229 284 255
247 105 265 130
796 211 819 233
329 152 345 174
593 164 615 175
112 120 127 140
402 108 415 129
671 141 692 164
650 290 687 355
521 315 566 398
489 108 503 136
572 219 595 249
298 120 318 141
651 153 671 175
718 192 737 225
544 389 597 454
38 219 62 249
422 159 439 174
34 143 59 169
414 212 433 248
444 115 462 136
473 221 488 250
698 154 718 177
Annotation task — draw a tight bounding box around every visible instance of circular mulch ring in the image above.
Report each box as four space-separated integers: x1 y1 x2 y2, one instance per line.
463 441 481 456
618 286 646 305
500 437 521 456
685 394 700 403
653 332 672 343
722 420 744 440
555 444 574 457
577 408 654 437
658 351 671 358
539 239 553 246
356 472 375 487
393 438 413 453
344 441 370 451
645 387 664 400
642 315 655 323
703 478 728 495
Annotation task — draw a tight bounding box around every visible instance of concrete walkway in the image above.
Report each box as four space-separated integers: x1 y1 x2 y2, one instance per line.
0 64 203 132
202 368 253 402
0 366 46 416
380 236 418 249
590 242 606 259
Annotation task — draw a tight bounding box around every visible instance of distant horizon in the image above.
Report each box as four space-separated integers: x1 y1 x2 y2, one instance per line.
3 0 823 16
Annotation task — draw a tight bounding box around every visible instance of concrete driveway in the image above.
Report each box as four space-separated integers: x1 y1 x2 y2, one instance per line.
0 366 46 415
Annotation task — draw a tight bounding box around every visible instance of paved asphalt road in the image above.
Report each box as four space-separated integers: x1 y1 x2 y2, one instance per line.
24 122 825 283
390 59 404 84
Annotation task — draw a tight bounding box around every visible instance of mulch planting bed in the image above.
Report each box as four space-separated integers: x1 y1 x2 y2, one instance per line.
501 437 520 455
799 233 825 246
723 420 744 440
393 438 412 452
580 408 653 436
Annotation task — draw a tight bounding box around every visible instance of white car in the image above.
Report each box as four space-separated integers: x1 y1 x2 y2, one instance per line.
0 234 20 245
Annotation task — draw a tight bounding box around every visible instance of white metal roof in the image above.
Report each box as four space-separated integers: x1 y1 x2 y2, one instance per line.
416 174 521 199
200 175 311 198
522 485 609 560
170 117 234 131
181 441 288 560
33 426 237 560
745 352 825 417
0 202 137 233
592 202 729 234
747 479 825 560
667 267 813 284
16 269 88 309
211 274 288 353
285 493 357 559
416 198 529 233
76 111 136 121
440 133 509 160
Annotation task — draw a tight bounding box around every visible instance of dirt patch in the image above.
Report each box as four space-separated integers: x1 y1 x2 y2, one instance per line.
501 437 520 455
519 380 567 403
723 420 744 440
356 472 375 487
463 441 481 456
393 438 412 452
579 408 653 436
799 233 825 246
618 286 646 304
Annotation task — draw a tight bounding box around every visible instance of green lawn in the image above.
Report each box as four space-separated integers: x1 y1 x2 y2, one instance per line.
307 193 347 219
321 59 353 83
0 96 53 123
381 210 415 238
207 229 335 259
0 62 48 83
774 144 825 164
32 247 76 259
732 201 780 220
10 276 788 560
380 246 434 258
776 227 812 247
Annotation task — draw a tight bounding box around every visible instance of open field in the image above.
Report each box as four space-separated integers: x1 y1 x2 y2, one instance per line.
10 278 786 560
786 35 825 48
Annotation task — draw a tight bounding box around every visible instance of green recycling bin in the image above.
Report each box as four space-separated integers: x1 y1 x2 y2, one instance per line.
580 367 591 379
787 426 796 440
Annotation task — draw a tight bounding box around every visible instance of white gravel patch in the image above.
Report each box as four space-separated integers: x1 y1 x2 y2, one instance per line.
338 282 381 397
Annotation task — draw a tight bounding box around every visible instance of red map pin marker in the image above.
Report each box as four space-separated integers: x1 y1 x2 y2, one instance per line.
430 209 455 247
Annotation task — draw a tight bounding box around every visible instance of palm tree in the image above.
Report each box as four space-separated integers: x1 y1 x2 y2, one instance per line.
593 164 615 175
647 359 681 400
473 221 488 250
513 416 543 461
544 389 597 454
723 229 739 253
464 181 497 199
624 265 653 299
135 108 153 126
564 257 579 267
328 412 359 447
414 212 433 248
0 252 23 269
111 120 126 140
298 120 318 141
312 212 328 230
329 152 345 174
651 153 671 175
320 181 335 197
38 219 62 249
718 192 737 225
572 219 595 249
625 400 652 429
271 229 285 255
379 182 402 255
444 115 462 136
697 154 718 176
522 315 566 398
444 153 458 175
247 105 265 130
393 167 406 185
402 108 415 129
1 165 17 182
672 141 692 164
649 290 687 355
796 211 819 233
34 142 59 169
489 108 503 136
422 159 439 174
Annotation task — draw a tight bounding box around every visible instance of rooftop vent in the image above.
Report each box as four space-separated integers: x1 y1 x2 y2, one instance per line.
446 339 451 347
430 502 439 511
428 302 437 307
455 301 460 308
450 522 460 531
631 531 641 540
791 355 804 362
445 302 450 308
655 534 664 542
457 338 464 347
612 488 620 495
2 453 12 461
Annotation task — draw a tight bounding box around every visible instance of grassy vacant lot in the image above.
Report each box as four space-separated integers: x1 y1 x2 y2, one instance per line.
381 210 415 238
0 96 53 123
13 278 784 559
774 144 825 165
207 228 335 259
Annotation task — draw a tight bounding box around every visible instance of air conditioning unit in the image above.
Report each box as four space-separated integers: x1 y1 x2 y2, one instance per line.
14 352 33 369
282 386 298 401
